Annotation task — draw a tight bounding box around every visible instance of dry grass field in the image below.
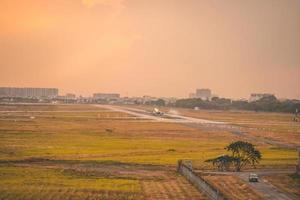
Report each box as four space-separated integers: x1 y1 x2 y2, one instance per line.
201 174 265 200
175 108 300 147
129 105 300 147
262 173 300 200
0 104 299 199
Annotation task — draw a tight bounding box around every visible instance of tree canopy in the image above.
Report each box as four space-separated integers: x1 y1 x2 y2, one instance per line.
206 141 262 171
174 97 300 113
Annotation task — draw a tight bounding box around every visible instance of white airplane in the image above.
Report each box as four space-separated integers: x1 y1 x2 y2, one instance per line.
152 108 164 116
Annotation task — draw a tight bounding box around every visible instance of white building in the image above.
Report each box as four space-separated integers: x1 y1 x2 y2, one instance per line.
249 93 274 102
196 89 212 100
93 93 120 100
0 87 58 98
189 89 212 100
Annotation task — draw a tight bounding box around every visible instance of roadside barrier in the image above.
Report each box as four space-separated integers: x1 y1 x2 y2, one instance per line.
177 160 228 200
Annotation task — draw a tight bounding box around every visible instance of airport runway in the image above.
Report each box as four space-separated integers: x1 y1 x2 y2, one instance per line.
95 105 300 149
96 105 225 124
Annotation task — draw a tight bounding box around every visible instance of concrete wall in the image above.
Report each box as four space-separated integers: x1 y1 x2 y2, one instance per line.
177 160 228 200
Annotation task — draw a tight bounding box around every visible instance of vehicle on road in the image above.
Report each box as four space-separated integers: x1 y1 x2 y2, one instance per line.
249 173 259 182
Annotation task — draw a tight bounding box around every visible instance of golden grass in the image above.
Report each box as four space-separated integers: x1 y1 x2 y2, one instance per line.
0 104 298 199
0 105 297 166
263 174 300 199
0 166 140 191
128 105 300 146
0 166 141 200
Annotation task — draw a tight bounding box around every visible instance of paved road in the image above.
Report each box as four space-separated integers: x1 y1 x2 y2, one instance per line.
97 105 299 200
200 170 294 200
237 173 292 200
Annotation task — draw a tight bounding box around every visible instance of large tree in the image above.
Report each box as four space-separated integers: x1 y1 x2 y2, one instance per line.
205 155 236 171
226 141 262 171
206 141 262 172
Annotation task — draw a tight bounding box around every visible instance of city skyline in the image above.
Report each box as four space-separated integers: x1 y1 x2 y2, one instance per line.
1 0 300 99
0 86 295 102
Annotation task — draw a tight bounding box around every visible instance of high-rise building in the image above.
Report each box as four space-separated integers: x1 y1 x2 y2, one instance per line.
0 87 58 98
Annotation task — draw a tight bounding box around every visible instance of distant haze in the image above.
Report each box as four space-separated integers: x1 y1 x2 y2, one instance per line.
0 0 299 99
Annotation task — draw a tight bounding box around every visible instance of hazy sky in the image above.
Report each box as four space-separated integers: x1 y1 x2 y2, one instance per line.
0 0 299 99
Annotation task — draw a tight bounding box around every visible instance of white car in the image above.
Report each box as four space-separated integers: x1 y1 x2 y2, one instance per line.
249 173 259 182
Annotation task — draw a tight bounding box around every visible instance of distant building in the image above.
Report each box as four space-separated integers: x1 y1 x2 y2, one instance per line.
93 93 120 100
196 89 212 100
142 95 157 104
189 88 212 100
249 93 274 102
161 97 177 105
189 93 196 98
65 93 76 99
0 87 58 98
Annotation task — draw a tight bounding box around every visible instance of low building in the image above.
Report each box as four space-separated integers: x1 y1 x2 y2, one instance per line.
0 87 58 98
189 88 212 100
196 89 212 100
249 93 274 102
66 93 76 99
93 93 120 100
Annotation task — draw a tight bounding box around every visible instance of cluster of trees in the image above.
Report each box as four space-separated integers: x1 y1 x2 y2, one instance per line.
146 99 166 106
174 95 300 113
0 97 41 103
206 141 262 172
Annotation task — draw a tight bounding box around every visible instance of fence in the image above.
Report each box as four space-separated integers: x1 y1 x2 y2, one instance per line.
177 160 228 200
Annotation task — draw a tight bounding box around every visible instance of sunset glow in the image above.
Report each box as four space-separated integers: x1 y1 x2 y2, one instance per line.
0 0 299 98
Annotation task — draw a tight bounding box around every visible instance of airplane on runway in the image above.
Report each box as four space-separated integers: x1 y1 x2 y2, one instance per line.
152 108 164 116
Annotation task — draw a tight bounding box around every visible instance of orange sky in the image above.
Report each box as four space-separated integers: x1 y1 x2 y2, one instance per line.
0 0 299 99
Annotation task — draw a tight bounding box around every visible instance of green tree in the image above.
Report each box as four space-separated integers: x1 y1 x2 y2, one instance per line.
205 141 262 171
226 141 262 171
148 99 166 106
205 155 236 171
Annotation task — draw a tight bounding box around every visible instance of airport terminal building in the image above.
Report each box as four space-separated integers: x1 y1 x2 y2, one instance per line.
0 87 59 98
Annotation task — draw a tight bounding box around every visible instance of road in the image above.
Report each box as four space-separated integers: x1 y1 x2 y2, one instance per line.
237 172 293 200
96 105 298 200
96 105 300 149
96 105 225 124
202 170 294 200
